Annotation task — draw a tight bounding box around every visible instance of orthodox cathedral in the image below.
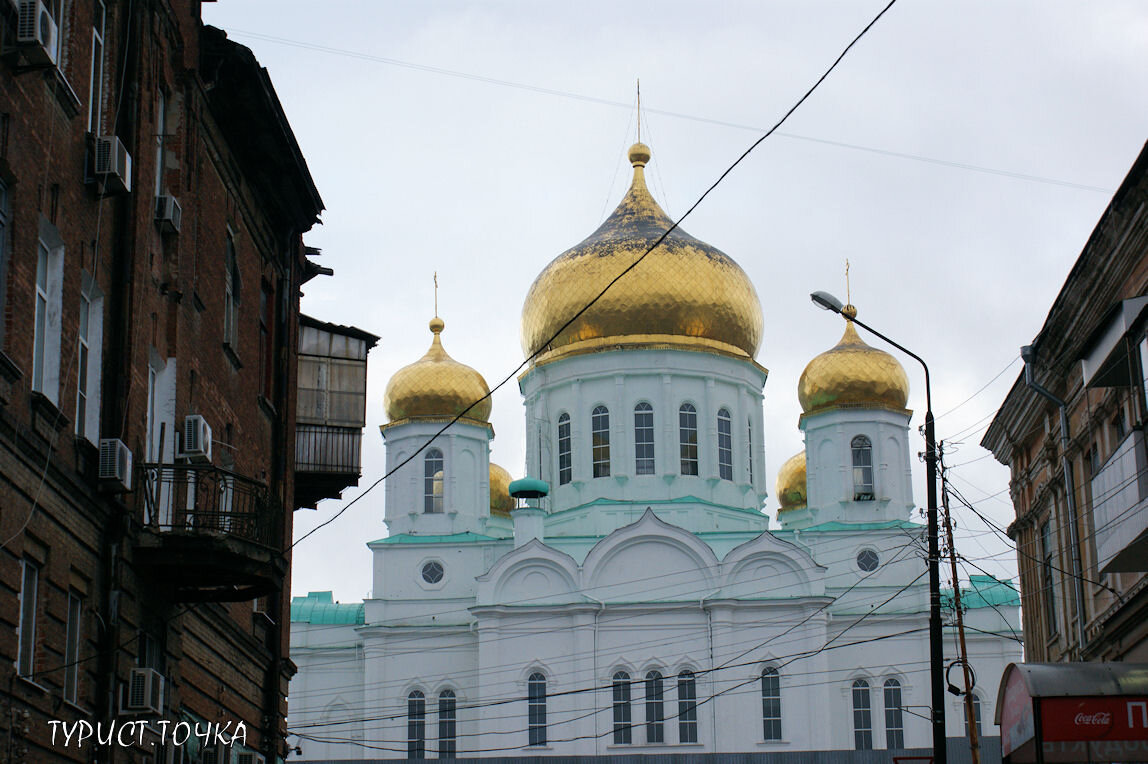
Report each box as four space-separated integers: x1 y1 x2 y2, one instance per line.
288 144 1021 759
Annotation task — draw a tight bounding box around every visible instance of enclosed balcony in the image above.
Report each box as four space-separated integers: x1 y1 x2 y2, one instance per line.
295 315 378 509
134 464 285 601
1091 427 1148 574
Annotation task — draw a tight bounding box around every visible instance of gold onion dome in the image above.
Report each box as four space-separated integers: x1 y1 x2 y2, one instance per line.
520 143 764 363
775 451 807 512
797 311 910 414
384 317 492 423
489 463 515 517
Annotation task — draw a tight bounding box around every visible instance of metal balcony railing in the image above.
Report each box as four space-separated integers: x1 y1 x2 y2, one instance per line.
295 424 362 474
140 463 279 548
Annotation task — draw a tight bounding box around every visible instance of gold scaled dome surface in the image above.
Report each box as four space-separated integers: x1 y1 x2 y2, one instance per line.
384 317 492 423
520 143 764 364
775 451 807 512
489 463 515 518
798 319 910 414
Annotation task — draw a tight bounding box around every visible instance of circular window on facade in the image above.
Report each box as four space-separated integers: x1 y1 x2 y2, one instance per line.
421 561 444 584
857 549 880 572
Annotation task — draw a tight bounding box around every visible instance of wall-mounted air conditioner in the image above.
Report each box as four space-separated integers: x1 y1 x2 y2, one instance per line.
93 135 132 194
182 414 212 463
17 1 58 67
98 438 133 493
235 753 266 764
155 194 182 234
121 668 164 714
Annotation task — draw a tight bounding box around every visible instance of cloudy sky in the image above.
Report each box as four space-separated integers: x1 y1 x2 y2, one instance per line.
201 1 1148 604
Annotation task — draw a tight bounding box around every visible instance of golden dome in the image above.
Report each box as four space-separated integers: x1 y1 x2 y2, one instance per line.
520 143 763 364
798 318 909 414
384 317 492 423
775 451 807 512
489 463 515 517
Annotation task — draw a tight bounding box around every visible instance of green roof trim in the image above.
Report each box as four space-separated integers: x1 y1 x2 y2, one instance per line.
798 519 921 532
371 531 502 545
291 591 365 625
942 575 1020 610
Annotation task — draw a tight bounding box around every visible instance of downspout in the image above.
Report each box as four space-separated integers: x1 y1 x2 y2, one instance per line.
1021 345 1088 654
700 588 721 753
585 594 605 753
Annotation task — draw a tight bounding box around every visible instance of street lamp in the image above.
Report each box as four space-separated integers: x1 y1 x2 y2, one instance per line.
810 290 946 764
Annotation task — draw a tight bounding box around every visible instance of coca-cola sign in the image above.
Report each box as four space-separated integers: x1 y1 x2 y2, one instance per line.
1074 711 1113 730
1043 697 1148 743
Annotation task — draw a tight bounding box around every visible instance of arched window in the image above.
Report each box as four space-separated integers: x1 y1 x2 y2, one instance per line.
747 418 754 484
408 690 426 759
717 408 733 480
634 403 655 475
527 673 547 747
592 406 610 478
761 667 782 741
645 670 664 743
883 678 904 749
965 693 983 738
679 403 698 475
852 680 873 750
424 449 444 513
851 436 874 501
557 413 571 485
612 671 632 744
438 689 457 758
678 671 698 743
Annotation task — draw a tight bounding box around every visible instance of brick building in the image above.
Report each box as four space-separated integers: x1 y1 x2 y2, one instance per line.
0 1 373 761
982 139 1148 662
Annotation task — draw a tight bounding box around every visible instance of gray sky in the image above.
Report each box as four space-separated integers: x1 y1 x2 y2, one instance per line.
202 1 1148 604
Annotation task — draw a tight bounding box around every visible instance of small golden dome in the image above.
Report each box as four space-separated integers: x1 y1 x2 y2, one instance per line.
384 317 492 423
775 451 806 512
798 320 909 414
489 463 515 517
520 143 763 364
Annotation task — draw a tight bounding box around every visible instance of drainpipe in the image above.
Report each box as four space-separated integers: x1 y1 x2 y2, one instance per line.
585 594 605 752
700 588 721 753
1021 345 1088 654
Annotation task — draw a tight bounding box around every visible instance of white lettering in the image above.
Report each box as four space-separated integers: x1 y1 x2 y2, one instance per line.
231 721 247 747
155 719 171 743
76 720 94 747
95 719 113 746
1074 711 1112 725
48 720 62 745
117 721 136 748
172 721 191 746
1129 701 1148 728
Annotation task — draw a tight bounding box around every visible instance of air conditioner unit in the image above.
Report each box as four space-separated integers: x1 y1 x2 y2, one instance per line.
17 1 58 67
235 753 266 764
122 668 164 714
182 414 212 463
155 194 182 234
93 135 132 194
200 745 230 764
98 439 133 492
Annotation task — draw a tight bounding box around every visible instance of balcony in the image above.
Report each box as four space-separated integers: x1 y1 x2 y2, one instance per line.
1091 427 1148 574
295 424 363 508
134 464 285 601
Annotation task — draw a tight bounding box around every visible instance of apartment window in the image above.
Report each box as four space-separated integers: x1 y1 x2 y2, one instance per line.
75 274 103 442
154 89 167 197
852 435 874 501
634 403 655 475
1114 409 1127 440
33 222 66 402
0 180 9 349
64 593 83 703
964 693 983 738
424 449 444 514
1040 520 1059 635
527 673 547 747
852 680 873 750
17 559 39 677
438 690 456 759
557 413 571 485
223 229 241 349
259 282 273 399
884 678 904 749
761 667 782 741
677 671 698 744
645 670 664 744
612 671 632 744
747 418 754 484
679 403 698 475
592 406 610 478
87 1 106 132
717 408 733 480
407 691 426 759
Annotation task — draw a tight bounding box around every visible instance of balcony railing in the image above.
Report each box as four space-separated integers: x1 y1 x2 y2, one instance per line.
1091 428 1148 574
140 463 279 548
295 424 362 474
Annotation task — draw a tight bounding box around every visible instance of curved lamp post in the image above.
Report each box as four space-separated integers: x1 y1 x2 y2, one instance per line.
810 290 946 763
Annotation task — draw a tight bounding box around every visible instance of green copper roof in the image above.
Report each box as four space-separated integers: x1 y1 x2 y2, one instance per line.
371 531 502 545
942 575 1020 610
798 519 921 532
291 591 365 625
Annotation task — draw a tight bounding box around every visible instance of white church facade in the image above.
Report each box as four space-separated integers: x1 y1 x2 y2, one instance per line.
287 144 1021 759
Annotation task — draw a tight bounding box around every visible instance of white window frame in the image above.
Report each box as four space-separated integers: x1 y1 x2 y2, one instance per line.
634 403 654 475
679 403 698 475
761 666 782 741
717 407 733 480
17 559 40 677
883 678 904 749
852 679 873 750
591 405 610 478
64 592 83 703
424 448 444 514
557 413 571 485
33 218 65 404
223 227 241 349
612 671 632 744
75 271 104 442
86 0 106 133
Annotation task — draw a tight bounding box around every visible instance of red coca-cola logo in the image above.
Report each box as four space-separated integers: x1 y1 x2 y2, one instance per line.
1074 712 1113 726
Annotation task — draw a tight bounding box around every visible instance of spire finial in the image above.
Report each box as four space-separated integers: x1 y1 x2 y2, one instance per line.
842 259 858 319
637 78 641 144
845 259 851 305
434 271 439 317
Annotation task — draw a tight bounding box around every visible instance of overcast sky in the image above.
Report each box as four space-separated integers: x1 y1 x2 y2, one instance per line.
202 1 1148 605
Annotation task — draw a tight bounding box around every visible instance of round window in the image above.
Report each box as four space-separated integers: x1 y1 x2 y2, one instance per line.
421 561 444 584
857 549 880 572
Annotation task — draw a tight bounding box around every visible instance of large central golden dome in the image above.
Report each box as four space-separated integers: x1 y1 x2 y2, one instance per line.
520 143 763 364
798 314 909 415
384 317 492 424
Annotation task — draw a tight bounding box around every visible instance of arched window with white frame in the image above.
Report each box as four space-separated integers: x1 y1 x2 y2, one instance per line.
408 690 426 758
852 435 874 501
592 406 610 478
677 670 698 743
852 679 873 750
883 678 904 749
527 672 547 746
645 670 665 743
438 689 457 758
612 671 632 744
679 403 698 475
634 403 655 475
424 449 444 513
762 666 782 741
717 407 733 480
557 413 571 485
